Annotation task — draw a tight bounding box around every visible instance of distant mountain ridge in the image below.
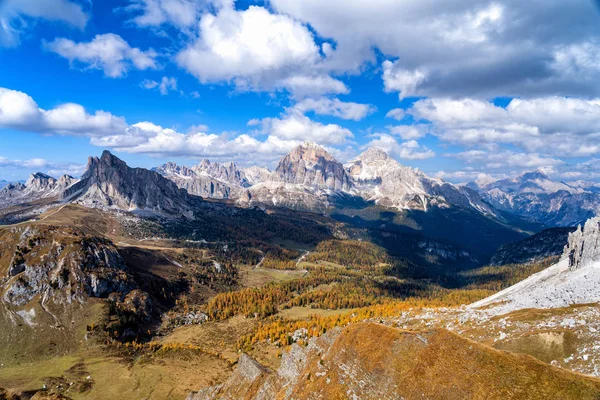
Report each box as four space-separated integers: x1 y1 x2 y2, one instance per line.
468 170 600 227
490 227 576 266
4 144 599 230
0 172 77 207
152 141 498 217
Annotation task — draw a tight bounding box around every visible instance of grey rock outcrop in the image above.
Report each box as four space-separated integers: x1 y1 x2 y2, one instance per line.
565 217 600 271
154 162 238 199
195 159 250 188
242 166 271 185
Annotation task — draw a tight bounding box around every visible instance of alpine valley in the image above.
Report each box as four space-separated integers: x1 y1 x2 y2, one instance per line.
2 143 600 400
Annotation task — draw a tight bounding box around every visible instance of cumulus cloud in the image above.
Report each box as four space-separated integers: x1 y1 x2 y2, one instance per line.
410 97 600 157
176 4 345 96
257 111 353 145
45 34 158 78
385 108 406 121
270 0 600 98
0 0 88 47
0 86 352 164
123 0 213 29
365 134 434 160
388 125 428 140
90 122 302 164
0 87 128 136
292 97 375 121
141 76 178 95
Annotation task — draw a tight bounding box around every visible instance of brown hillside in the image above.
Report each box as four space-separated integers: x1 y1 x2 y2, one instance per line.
189 323 600 400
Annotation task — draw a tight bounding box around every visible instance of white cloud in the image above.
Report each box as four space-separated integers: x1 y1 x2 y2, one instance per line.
365 134 434 160
176 4 345 96
410 97 600 157
90 121 302 164
388 124 428 140
45 34 158 78
141 76 178 95
0 155 85 176
0 87 128 136
382 61 426 99
292 97 375 121
270 0 600 98
435 170 501 184
279 75 348 98
0 86 351 164
450 150 563 169
141 80 159 90
385 108 405 121
123 0 210 29
258 111 353 145
0 0 88 47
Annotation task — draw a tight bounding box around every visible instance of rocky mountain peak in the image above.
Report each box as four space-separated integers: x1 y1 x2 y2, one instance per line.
355 146 391 162
63 150 198 217
520 170 550 181
155 162 196 178
26 172 57 192
243 166 271 185
287 141 335 163
193 159 249 187
564 216 600 271
274 141 350 190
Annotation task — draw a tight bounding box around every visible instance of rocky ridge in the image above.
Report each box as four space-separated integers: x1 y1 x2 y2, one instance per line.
490 227 576 266
347 147 495 214
471 216 600 315
63 151 200 218
470 171 600 227
0 173 77 207
154 162 235 199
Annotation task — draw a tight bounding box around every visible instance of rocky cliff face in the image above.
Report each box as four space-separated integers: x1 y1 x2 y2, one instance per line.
194 159 250 188
64 151 199 217
1 226 134 308
242 166 271 185
0 173 76 207
274 141 351 191
243 142 353 212
346 147 495 215
472 216 600 315
565 217 600 271
154 162 234 199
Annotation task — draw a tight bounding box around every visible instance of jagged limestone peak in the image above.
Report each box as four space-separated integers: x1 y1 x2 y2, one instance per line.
564 216 600 271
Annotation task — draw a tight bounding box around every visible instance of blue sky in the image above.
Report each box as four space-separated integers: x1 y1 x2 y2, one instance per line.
1 0 600 184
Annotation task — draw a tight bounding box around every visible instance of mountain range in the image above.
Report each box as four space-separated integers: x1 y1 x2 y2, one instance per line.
4 142 598 229
0 141 498 218
468 171 600 227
